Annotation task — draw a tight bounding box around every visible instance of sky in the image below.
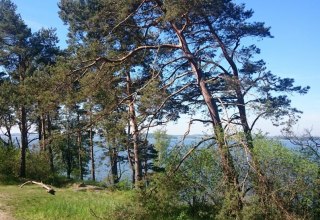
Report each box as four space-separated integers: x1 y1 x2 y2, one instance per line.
11 0 320 136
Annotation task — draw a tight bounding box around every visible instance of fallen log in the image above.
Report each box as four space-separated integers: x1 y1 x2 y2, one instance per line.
20 181 56 195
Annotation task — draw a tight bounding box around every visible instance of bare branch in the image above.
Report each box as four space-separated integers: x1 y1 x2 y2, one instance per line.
172 136 215 173
250 112 267 131
20 181 55 195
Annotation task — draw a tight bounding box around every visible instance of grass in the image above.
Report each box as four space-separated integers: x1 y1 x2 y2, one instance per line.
0 184 137 220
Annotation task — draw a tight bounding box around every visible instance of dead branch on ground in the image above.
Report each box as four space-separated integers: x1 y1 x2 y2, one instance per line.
20 181 56 195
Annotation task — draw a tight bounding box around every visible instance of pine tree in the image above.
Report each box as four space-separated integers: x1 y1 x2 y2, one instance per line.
0 0 60 177
58 1 309 217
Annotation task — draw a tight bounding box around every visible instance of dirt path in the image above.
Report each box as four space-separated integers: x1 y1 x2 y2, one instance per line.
0 211 15 220
0 193 15 220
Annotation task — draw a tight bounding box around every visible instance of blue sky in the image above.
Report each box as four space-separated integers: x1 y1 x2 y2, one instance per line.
12 0 320 136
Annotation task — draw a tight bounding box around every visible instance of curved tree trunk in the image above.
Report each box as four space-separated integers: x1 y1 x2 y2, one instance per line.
171 22 243 216
204 17 293 218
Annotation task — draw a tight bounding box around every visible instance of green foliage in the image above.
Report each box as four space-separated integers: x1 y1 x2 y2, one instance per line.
142 173 189 218
1 136 319 219
252 137 319 218
163 0 224 21
0 0 316 219
0 144 54 183
0 145 19 183
25 150 53 182
113 178 132 191
0 0 31 66
142 144 223 219
241 196 275 220
153 129 170 167
216 188 243 220
51 132 85 179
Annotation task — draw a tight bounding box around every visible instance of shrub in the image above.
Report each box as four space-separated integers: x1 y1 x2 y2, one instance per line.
0 145 19 183
252 137 319 218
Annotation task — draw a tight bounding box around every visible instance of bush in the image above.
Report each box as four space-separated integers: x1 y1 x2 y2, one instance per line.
0 144 55 184
141 146 223 220
0 145 19 183
26 150 53 182
252 137 319 218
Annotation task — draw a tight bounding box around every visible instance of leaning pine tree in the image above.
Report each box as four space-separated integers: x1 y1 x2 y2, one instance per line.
58 0 309 218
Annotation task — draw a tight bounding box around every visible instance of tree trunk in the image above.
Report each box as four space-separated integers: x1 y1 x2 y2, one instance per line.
89 123 95 181
204 17 254 148
47 114 54 173
18 60 28 178
171 22 242 215
204 18 293 217
38 116 42 145
126 72 142 188
66 118 72 179
77 130 83 180
19 106 28 178
41 114 46 151
127 122 135 186
109 141 118 184
144 145 148 181
76 112 83 180
4 115 13 146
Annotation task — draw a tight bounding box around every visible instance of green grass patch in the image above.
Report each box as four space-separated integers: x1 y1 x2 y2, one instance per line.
0 185 137 220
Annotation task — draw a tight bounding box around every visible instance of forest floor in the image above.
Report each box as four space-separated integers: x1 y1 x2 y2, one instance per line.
0 184 136 220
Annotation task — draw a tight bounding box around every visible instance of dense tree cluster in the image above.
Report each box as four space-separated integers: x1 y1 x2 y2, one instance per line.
0 0 318 219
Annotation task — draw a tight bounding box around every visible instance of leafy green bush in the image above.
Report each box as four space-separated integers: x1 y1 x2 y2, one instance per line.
0 144 54 183
140 145 223 220
0 145 19 183
252 137 319 219
26 151 53 181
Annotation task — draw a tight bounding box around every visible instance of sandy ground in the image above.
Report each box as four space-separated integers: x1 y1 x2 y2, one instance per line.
0 193 15 220
0 211 15 220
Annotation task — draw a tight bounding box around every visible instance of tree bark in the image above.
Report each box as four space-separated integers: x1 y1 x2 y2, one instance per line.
204 17 254 148
126 72 142 188
127 122 135 186
77 112 83 180
171 22 243 215
38 116 42 145
89 116 95 181
18 60 28 178
4 114 13 146
66 117 72 179
109 140 119 184
41 114 46 151
77 130 83 180
19 106 28 178
204 17 293 217
47 114 54 173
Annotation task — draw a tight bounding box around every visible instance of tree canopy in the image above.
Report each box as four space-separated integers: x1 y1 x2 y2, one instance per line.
0 0 316 219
